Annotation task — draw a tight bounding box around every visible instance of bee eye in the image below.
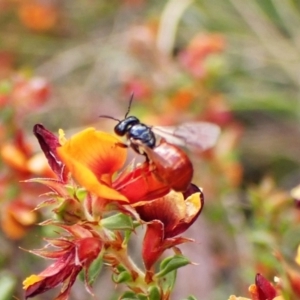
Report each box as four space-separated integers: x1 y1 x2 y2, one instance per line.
114 116 140 136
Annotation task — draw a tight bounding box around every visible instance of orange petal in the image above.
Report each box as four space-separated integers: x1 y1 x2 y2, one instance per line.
58 128 126 177
1 201 37 240
18 3 58 32
1 209 28 240
57 128 128 201
1 143 28 172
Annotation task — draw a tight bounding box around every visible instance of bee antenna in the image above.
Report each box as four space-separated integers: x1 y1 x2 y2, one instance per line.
99 115 120 122
124 93 134 118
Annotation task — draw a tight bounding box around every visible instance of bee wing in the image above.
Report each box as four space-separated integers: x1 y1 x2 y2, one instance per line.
152 122 221 151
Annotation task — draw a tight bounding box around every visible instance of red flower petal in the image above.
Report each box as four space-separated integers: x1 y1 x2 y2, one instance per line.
255 273 277 300
77 237 102 264
33 124 68 182
142 220 193 270
24 264 81 299
136 184 203 238
113 162 170 204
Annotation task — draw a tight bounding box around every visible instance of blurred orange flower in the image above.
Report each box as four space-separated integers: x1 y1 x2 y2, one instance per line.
18 2 59 32
1 199 37 240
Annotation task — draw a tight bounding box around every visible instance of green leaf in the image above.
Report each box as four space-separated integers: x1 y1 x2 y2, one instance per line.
101 213 134 231
137 294 148 300
155 255 191 294
159 270 177 294
123 229 133 246
0 272 16 300
78 253 103 284
87 253 103 285
75 187 87 201
54 198 84 224
116 265 127 272
148 286 161 300
112 270 132 283
156 255 191 278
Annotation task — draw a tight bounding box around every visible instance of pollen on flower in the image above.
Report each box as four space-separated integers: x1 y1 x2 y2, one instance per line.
23 274 44 289
295 245 300 266
274 276 280 284
248 284 257 294
185 192 202 216
58 129 67 145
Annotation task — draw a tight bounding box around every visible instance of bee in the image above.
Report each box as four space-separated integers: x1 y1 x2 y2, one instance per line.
100 95 220 192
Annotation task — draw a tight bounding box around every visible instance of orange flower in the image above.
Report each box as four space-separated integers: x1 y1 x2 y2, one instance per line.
56 127 128 202
136 184 203 270
18 2 59 32
1 128 52 178
1 199 37 240
34 124 171 206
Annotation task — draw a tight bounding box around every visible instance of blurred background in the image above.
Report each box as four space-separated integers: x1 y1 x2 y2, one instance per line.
1 0 300 299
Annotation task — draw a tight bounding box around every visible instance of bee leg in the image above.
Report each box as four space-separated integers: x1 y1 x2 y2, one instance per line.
115 142 128 148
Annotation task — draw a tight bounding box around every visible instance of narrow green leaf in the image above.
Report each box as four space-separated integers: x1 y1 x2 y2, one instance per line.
116 265 127 272
101 213 134 231
148 286 161 300
123 229 133 246
112 270 132 283
78 253 103 284
87 253 103 285
137 294 148 300
156 255 191 278
159 270 177 294
75 187 87 201
183 296 198 300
